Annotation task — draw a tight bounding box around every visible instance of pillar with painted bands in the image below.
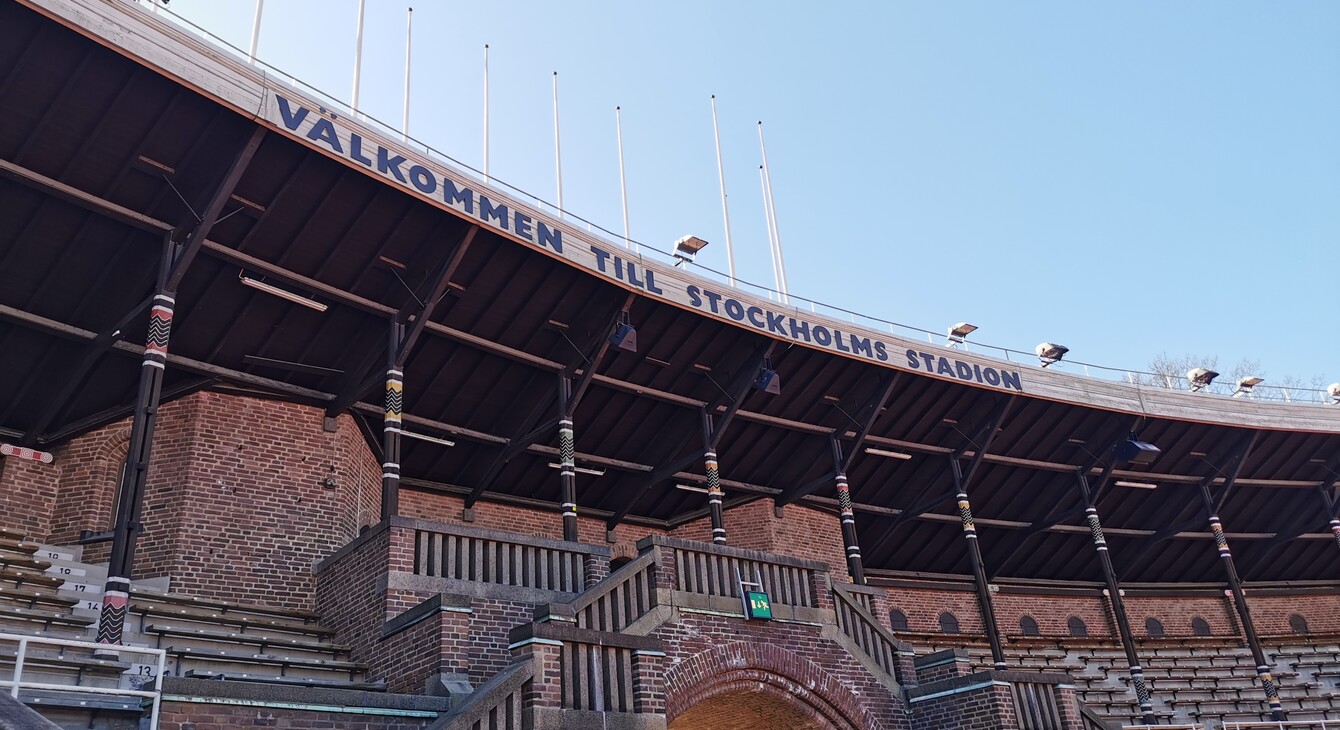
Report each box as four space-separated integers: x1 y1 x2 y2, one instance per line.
953 460 1006 670
1208 510 1286 720
705 450 726 544
558 377 578 542
835 472 864 584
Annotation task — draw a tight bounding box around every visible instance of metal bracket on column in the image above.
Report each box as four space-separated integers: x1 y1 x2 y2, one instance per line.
775 372 899 507
604 340 776 530
326 225 479 416
463 293 635 508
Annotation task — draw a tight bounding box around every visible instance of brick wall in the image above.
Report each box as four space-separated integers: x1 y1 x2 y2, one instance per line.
1249 592 1340 635
995 591 1114 638
910 681 1018 730
885 585 987 635
692 500 850 582
0 456 60 538
1125 593 1238 637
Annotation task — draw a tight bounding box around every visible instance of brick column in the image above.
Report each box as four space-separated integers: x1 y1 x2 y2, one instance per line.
631 650 667 714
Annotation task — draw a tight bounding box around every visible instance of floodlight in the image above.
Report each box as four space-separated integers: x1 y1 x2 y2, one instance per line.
609 311 637 353
1233 376 1264 398
753 358 781 395
1328 383 1340 405
239 274 328 312
400 431 456 447
1187 368 1220 392
674 483 711 494
1115 438 1161 465
672 235 709 266
947 322 978 347
1036 342 1069 368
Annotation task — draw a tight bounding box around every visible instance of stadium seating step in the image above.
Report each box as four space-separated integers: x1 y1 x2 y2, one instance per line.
182 669 386 691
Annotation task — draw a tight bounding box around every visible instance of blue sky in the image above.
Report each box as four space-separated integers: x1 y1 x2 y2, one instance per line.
160 1 1339 389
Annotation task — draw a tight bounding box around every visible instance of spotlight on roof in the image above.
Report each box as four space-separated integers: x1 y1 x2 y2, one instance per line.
753 357 781 395
1328 383 1340 405
1187 368 1220 392
672 235 709 266
609 311 637 353
1115 438 1161 465
1233 376 1264 398
947 322 978 348
1036 342 1069 368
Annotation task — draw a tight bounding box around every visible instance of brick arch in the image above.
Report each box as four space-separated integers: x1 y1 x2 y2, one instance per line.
664 642 884 730
51 424 131 544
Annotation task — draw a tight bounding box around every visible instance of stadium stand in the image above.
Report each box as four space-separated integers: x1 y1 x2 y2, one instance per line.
3 0 1340 728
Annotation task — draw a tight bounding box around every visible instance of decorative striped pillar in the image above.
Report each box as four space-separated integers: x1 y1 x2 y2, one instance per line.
100 291 175 650
1209 512 1286 720
705 450 725 544
557 377 578 542
955 470 1006 670
381 366 403 521
1330 517 1340 551
1082 500 1154 723
835 472 864 584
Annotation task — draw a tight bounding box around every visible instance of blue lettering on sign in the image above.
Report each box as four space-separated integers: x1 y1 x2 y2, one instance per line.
903 349 1024 392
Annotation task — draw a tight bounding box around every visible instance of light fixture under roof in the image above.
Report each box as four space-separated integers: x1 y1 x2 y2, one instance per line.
401 430 456 447
753 358 781 395
672 235 709 266
1187 367 1220 392
547 463 606 477
1036 342 1069 368
947 322 977 347
608 311 637 353
1233 376 1264 398
239 274 328 312
865 447 913 460
1115 480 1159 490
674 483 711 494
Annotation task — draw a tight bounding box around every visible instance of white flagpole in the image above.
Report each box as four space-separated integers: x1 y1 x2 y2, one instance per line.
247 0 264 63
351 0 366 113
553 72 563 214
710 95 737 286
483 44 490 184
402 8 413 141
758 121 789 303
759 165 782 300
616 106 634 254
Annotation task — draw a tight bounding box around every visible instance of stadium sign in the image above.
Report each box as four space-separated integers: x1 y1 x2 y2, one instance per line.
265 93 1023 394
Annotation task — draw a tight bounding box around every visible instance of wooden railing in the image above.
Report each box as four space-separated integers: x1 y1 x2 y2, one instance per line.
831 583 903 680
1012 681 1065 730
569 551 659 633
432 660 533 730
410 521 603 594
658 537 820 608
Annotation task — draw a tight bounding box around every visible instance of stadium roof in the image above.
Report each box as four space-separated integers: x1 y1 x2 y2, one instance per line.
2 0 1339 585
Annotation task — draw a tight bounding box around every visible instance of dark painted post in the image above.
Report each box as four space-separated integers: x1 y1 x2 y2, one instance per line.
558 376 578 542
1076 470 1155 724
702 410 726 544
381 320 405 522
99 239 175 650
952 457 1006 670
1199 480 1286 720
831 438 865 584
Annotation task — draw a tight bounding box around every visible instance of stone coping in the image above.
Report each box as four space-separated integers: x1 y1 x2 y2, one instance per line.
907 669 1071 701
509 621 664 652
381 593 473 640
160 677 451 712
637 534 830 572
913 648 974 668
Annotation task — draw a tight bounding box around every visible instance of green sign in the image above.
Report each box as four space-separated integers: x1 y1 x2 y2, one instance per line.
745 590 773 620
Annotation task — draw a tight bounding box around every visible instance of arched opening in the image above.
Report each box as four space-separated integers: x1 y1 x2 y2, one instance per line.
889 608 909 631
1289 613 1310 635
1067 616 1088 637
939 611 960 634
669 687 838 730
1019 615 1040 636
1145 617 1165 637
1191 617 1211 636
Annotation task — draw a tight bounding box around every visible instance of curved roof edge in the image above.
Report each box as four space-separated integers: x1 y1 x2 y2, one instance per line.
30 0 1340 434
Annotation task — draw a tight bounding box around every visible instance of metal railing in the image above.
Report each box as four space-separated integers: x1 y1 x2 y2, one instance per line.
0 633 165 729
1224 723 1336 730
124 0 1337 409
